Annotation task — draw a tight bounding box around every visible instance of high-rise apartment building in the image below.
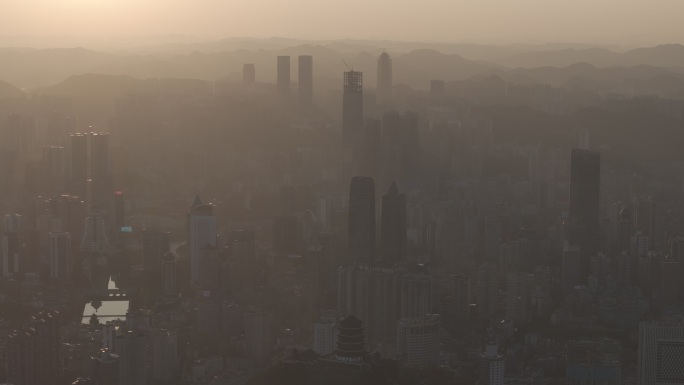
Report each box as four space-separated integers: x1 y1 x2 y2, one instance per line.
348 176 376 264
150 329 178 382
381 182 407 263
142 229 170 277
396 314 440 367
480 334 505 385
568 148 601 283
49 232 71 280
342 71 363 145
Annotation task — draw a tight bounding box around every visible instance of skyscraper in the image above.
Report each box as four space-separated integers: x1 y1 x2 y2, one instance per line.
142 229 170 277
348 176 375 264
161 252 177 296
342 70 363 145
80 209 109 253
480 333 505 385
376 52 392 105
568 148 601 283
244 308 273 363
92 348 119 385
396 314 440 367
639 320 684 385
189 196 216 284
49 232 72 280
115 330 147 385
242 63 255 87
150 329 178 382
381 182 407 263
477 263 499 322
69 133 88 197
277 56 290 96
298 55 313 105
90 132 111 206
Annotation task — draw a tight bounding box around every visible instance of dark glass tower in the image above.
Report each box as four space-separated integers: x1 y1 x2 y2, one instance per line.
342 71 363 145
348 176 375 264
380 182 407 263
568 148 601 283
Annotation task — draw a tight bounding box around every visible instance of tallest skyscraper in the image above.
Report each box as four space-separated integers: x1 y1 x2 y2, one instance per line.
568 148 601 283
376 52 392 105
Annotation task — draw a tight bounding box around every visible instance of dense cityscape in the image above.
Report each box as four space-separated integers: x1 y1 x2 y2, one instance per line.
1 37 684 385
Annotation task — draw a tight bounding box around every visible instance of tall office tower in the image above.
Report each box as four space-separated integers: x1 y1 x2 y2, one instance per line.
342 70 364 145
115 330 147 385
348 176 376 264
334 316 366 363
41 145 65 191
92 348 120 385
49 232 72 280
396 314 440 367
639 320 684 385
298 55 313 105
360 119 382 180
454 275 471 323
376 52 393 105
142 229 170 277
80 209 109 253
568 148 601 284
6 329 38 385
188 196 216 284
480 334 505 385
313 311 338 356
150 329 178 382
161 252 177 296
69 133 88 197
399 272 432 319
242 63 256 87
273 215 299 255
562 243 581 292
430 80 445 98
476 263 499 322
113 191 124 232
505 271 529 326
90 132 111 206
277 55 291 96
381 182 407 263
244 308 273 363
7 113 36 157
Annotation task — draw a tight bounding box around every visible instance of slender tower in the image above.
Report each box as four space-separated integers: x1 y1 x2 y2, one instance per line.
376 52 392 105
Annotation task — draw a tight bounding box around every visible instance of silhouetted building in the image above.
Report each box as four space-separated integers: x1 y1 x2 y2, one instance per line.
49 231 72 280
113 191 124 234
161 252 177 296
360 119 381 180
480 334 505 385
348 177 375 264
298 55 313 105
277 56 291 96
69 133 88 197
92 348 119 385
243 63 256 87
381 182 407 263
342 71 363 145
244 308 272 363
376 52 392 105
568 148 601 284
397 314 440 367
566 339 621 385
80 209 109 253
115 330 147 385
142 229 170 277
6 311 62 385
150 329 178 382
90 132 111 206
188 196 216 284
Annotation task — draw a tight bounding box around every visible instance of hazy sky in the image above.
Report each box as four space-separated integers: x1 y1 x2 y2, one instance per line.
1 0 683 45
